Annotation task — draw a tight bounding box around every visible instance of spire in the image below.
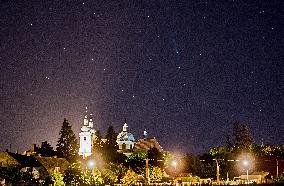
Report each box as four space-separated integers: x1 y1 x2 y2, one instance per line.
83 106 89 126
124 118 127 124
123 119 128 132
88 113 94 128
143 129 148 139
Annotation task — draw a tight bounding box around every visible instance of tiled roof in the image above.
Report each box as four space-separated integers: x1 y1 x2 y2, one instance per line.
134 137 163 151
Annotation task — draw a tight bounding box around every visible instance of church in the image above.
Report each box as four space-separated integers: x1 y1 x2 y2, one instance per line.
78 109 163 158
78 108 96 157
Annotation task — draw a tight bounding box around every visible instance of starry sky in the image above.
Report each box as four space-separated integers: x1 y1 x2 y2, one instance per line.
0 1 283 154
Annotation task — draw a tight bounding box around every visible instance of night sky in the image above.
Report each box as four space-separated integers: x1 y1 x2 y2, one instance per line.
0 1 283 154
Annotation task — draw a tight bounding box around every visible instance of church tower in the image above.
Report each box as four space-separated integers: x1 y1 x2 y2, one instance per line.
79 107 96 158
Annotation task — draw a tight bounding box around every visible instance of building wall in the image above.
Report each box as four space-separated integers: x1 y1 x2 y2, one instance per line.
79 131 93 157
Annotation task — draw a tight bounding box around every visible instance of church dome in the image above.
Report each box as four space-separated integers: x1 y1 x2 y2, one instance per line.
117 131 135 142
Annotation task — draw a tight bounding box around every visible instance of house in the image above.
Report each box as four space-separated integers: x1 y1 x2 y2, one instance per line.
0 152 69 179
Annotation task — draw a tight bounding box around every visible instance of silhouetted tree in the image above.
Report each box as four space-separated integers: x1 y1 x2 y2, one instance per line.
56 118 79 163
182 153 204 177
104 126 124 163
38 141 56 157
93 130 104 154
148 147 163 167
232 122 254 151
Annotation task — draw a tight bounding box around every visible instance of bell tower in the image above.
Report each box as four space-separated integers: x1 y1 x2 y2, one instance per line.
79 107 96 158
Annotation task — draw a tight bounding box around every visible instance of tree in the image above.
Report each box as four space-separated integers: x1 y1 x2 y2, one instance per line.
150 167 163 183
56 118 79 163
89 168 104 186
105 126 117 148
103 126 120 163
38 141 56 157
63 162 83 185
102 168 118 185
92 130 104 154
148 147 163 167
107 163 127 183
122 169 138 186
232 122 254 151
125 151 147 174
181 153 204 177
50 172 65 186
0 167 35 185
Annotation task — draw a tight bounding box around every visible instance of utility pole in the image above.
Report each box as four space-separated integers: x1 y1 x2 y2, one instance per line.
276 159 279 178
146 158 150 184
213 159 220 185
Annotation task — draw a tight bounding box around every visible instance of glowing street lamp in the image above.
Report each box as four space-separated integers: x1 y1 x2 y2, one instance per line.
87 159 96 175
171 160 178 183
171 160 178 169
242 160 249 184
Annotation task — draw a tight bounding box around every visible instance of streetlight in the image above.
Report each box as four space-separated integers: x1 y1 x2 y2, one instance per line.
242 160 249 184
87 159 96 175
171 160 178 184
213 159 220 185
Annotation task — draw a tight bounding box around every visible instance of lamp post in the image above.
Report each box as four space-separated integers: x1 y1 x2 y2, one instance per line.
146 158 150 184
242 160 249 184
87 159 96 175
171 160 178 184
213 159 220 185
